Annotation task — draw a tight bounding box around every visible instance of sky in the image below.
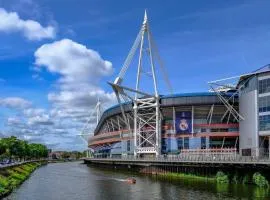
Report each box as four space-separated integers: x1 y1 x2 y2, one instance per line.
0 0 270 151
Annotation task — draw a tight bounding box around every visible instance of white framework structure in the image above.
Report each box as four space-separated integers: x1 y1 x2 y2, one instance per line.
207 72 258 123
78 99 103 157
109 11 172 156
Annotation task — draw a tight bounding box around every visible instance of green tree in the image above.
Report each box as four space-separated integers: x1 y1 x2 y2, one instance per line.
0 136 48 161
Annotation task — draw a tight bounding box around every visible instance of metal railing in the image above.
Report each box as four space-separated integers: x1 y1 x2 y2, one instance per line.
89 148 270 164
0 159 46 169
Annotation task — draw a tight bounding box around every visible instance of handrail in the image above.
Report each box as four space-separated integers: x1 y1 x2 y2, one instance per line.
87 154 270 164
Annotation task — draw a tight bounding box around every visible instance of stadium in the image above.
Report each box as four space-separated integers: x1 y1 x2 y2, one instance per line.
88 92 239 157
86 12 270 158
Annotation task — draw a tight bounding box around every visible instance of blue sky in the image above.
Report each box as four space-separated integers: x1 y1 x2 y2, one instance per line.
0 0 270 150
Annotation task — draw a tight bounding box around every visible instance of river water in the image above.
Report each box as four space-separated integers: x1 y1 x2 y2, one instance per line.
3 162 270 200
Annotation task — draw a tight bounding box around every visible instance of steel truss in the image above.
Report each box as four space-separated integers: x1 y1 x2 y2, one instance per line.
208 72 258 123
78 99 103 144
109 11 171 156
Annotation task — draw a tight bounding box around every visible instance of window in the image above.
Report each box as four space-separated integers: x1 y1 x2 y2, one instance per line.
259 96 270 112
178 138 183 149
259 78 270 94
184 137 189 149
127 140 130 151
161 139 166 152
259 115 270 131
201 137 206 149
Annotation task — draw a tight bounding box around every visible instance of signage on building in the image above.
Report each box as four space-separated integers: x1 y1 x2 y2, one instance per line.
175 111 192 134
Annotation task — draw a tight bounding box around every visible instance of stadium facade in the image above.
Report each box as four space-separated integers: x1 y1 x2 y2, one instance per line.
88 92 240 157
87 12 270 158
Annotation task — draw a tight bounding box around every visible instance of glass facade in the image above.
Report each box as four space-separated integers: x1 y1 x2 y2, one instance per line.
184 137 189 149
259 96 270 112
259 78 270 94
258 78 270 131
201 137 206 149
177 138 183 149
259 115 270 131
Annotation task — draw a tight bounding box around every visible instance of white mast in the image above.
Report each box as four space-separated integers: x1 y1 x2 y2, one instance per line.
109 11 171 156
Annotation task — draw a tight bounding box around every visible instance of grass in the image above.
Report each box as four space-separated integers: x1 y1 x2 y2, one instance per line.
0 162 45 197
156 172 216 182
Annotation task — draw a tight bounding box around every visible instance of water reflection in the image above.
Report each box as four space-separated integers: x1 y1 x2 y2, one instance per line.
4 162 270 200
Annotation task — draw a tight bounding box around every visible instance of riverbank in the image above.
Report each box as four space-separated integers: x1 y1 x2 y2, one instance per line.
0 161 46 198
86 159 270 188
141 168 269 187
3 162 269 199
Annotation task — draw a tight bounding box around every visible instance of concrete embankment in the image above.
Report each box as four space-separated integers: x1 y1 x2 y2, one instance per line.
0 161 46 198
84 158 270 188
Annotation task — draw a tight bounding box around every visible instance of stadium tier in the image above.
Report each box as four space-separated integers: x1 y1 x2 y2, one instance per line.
88 92 239 157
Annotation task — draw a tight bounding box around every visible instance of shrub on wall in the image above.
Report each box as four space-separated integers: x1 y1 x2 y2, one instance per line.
216 171 229 184
253 172 269 188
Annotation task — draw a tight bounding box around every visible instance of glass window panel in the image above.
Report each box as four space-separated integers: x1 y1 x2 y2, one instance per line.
178 138 183 149
259 96 270 113
184 137 189 149
259 78 270 94
259 115 270 131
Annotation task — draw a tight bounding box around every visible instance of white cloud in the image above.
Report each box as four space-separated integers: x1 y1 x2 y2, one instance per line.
23 108 45 117
34 39 113 83
0 7 56 40
2 39 116 150
34 39 116 117
27 114 54 126
7 117 22 126
32 39 117 150
48 88 115 108
23 108 53 126
0 97 32 109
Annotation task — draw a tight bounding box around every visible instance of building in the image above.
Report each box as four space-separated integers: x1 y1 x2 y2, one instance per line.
86 12 270 158
238 65 270 157
88 92 239 157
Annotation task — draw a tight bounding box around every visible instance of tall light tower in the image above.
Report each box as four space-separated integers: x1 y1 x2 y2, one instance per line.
109 11 172 157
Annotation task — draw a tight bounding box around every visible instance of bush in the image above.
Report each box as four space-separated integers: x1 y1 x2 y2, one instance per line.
216 171 229 184
0 175 9 187
253 172 269 188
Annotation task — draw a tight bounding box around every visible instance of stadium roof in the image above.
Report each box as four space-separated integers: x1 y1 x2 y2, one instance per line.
238 64 270 85
94 92 238 135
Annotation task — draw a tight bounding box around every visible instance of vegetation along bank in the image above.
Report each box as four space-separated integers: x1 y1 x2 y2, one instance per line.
0 161 46 198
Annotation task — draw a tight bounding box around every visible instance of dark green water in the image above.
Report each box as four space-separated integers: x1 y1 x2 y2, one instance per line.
3 162 270 200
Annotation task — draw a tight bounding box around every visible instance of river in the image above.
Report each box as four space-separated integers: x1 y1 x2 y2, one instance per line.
3 162 270 200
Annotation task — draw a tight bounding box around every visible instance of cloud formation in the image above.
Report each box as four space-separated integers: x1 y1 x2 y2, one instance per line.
35 39 113 83
0 97 32 109
34 39 116 116
0 7 56 40
1 39 116 151
32 39 116 150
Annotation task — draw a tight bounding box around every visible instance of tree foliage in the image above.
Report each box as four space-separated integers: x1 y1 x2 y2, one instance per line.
0 136 48 161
